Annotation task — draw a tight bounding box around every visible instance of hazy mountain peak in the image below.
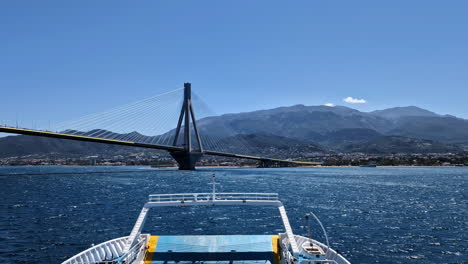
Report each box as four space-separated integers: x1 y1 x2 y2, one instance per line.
370 106 439 120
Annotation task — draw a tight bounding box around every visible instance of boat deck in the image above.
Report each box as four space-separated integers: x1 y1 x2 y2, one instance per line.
144 235 280 264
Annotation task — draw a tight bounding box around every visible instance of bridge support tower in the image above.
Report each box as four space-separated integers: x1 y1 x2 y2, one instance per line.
170 83 203 170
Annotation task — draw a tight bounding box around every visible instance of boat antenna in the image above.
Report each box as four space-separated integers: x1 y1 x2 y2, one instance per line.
208 173 219 201
306 212 330 257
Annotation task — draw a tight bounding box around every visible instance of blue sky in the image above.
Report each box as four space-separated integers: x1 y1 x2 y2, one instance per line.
1 0 467 129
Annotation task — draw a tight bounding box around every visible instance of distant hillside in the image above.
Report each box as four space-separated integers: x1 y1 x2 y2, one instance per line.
370 106 439 120
0 132 326 159
390 116 468 144
313 128 382 146
0 134 154 158
216 133 326 158
342 136 463 154
195 105 468 145
196 105 393 138
0 105 467 159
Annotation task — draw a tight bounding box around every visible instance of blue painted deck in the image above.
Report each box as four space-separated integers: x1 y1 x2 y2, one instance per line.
146 235 279 264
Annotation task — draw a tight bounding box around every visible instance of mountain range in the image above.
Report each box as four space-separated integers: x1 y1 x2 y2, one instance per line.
1 105 467 158
197 105 468 144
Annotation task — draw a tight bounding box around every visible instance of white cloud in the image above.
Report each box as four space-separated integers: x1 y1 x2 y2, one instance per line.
324 103 335 107
343 96 366 104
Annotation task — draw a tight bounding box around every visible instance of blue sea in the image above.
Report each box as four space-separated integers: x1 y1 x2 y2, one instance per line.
0 166 466 264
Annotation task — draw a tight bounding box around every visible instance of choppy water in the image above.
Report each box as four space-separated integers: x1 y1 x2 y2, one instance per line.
0 166 467 264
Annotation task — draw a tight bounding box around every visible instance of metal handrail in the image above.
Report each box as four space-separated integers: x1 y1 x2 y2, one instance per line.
61 235 148 264
306 212 330 257
148 192 279 202
115 236 148 264
149 192 278 196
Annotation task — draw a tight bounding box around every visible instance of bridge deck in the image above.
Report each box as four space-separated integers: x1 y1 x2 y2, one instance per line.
0 126 320 166
144 235 280 264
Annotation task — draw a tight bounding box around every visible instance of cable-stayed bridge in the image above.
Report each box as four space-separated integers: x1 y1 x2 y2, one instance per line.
0 83 319 170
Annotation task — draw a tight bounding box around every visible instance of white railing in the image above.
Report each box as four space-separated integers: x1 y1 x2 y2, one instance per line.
148 193 279 203
123 207 149 253
280 236 296 264
115 236 148 264
61 234 149 264
278 206 300 254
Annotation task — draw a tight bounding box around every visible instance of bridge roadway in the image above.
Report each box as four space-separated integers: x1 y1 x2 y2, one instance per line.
0 126 320 166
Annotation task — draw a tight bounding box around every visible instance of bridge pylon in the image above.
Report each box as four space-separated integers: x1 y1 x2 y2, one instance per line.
170 83 203 170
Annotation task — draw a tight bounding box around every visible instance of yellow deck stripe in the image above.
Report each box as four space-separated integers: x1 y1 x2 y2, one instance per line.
144 236 159 264
272 235 280 264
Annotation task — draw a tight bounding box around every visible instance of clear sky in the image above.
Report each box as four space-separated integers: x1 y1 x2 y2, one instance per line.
1 0 467 129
